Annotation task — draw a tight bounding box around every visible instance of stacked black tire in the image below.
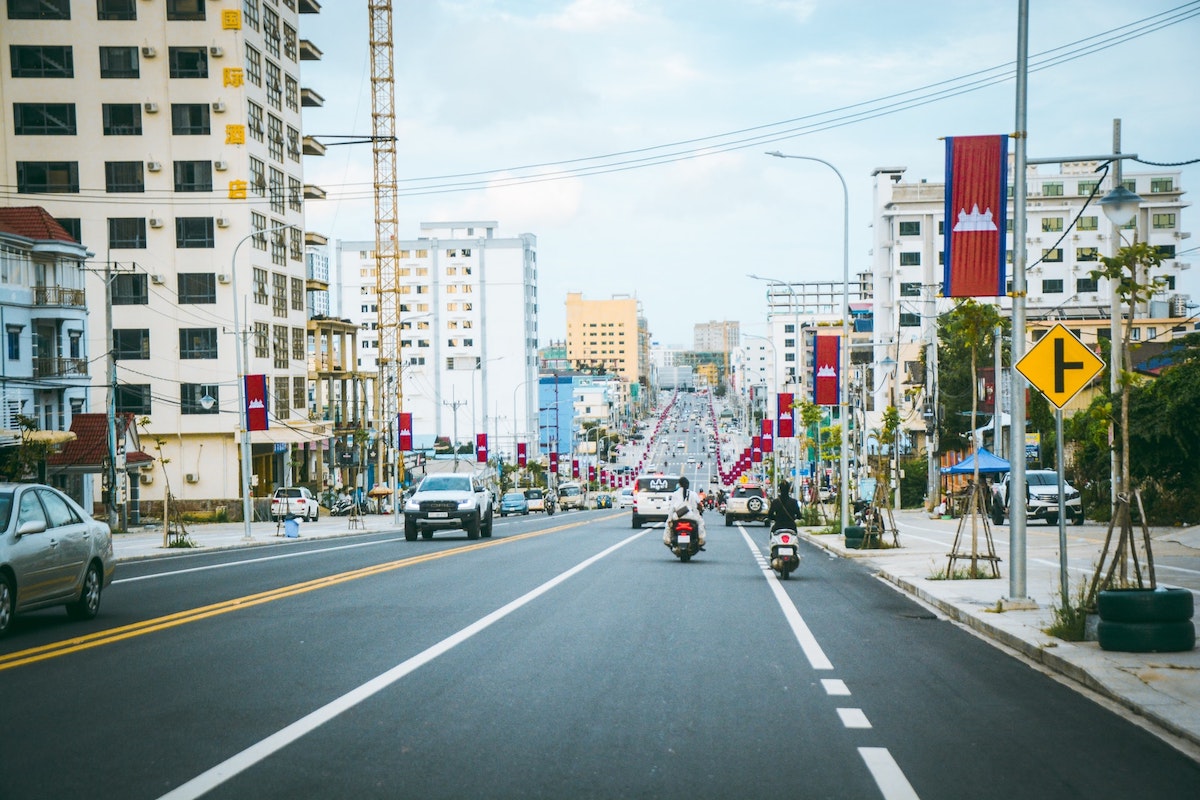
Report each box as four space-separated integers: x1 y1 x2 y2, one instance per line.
844 525 867 550
1097 588 1195 653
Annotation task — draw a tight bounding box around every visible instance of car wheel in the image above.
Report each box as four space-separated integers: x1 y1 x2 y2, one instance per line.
1074 509 1085 526
482 510 494 538
465 513 481 540
747 497 764 514
66 562 102 621
631 514 642 529
0 572 14 637
311 506 319 521
725 515 732 527
404 517 417 542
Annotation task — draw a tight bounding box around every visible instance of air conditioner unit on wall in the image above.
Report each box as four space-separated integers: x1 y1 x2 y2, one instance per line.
212 101 226 113
216 216 230 228
140 472 153 485
147 161 161 172
217 273 230 284
150 273 165 284
209 46 224 57
144 102 159 113
214 160 228 171
185 473 199 484
141 46 156 58
148 217 163 229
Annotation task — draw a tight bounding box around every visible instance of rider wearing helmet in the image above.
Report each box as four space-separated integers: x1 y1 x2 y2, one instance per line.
765 480 802 534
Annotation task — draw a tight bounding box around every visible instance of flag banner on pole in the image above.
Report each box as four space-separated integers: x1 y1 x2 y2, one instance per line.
572 458 580 479
943 134 1009 297
549 451 558 472
777 393 794 438
398 412 413 451
761 418 774 453
244 374 269 431
475 433 488 463
517 442 527 467
752 436 763 463
813 336 840 406
588 465 596 481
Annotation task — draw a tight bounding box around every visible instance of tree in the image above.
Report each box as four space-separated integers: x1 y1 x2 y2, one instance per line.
936 301 1008 455
0 415 55 482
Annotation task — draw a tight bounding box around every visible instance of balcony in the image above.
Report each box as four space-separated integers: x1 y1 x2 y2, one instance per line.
34 286 86 307
33 356 88 379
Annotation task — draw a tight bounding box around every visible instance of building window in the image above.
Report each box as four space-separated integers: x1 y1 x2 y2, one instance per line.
1076 246 1099 262
102 103 141 135
1077 215 1098 231
899 252 921 266
289 226 302 261
166 0 204 21
6 325 21 360
249 157 266 197
267 115 284 161
265 59 282 110
174 160 213 192
245 44 262 87
1041 279 1064 294
17 161 79 193
99 46 139 78
292 376 305 411
291 276 303 310
175 217 214 248
247 101 264 142
113 329 150 359
243 0 259 31
10 45 74 77
283 22 298 61
252 268 268 304
898 221 920 236
171 103 211 135
108 218 146 249
1076 277 1099 293
97 0 136 20
179 328 217 359
1041 248 1063 263
168 46 208 78
1161 275 1176 290
115 384 152 414
272 324 288 368
181 383 219 414
105 161 144 193
268 167 284 214
253 322 269 357
263 5 281 57
272 273 287 316
13 103 76 135
273 374 290 417
1042 217 1063 233
56 218 81 242
7 0 70 19
251 212 267 250
112 273 148 305
178 273 216 303
899 282 922 297
286 126 300 161
1150 178 1174 194
1077 180 1099 196
292 328 304 360
1153 213 1176 229
285 74 299 112
1042 182 1063 197
899 312 920 327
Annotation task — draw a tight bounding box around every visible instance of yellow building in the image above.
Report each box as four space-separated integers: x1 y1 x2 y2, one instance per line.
564 293 650 386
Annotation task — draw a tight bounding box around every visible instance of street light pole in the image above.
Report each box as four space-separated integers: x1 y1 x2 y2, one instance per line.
230 224 288 541
766 151 851 535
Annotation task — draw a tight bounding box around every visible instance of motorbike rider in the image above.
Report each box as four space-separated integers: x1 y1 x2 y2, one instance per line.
665 475 707 549
765 480 802 535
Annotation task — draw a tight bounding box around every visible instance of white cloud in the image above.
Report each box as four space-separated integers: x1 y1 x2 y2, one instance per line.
537 0 647 31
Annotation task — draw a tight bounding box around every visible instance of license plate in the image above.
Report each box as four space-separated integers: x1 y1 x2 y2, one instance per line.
776 547 794 557
677 534 691 544
428 511 449 518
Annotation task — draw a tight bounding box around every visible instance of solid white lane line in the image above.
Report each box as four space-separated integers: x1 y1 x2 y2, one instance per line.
156 530 648 800
114 538 405 583
837 708 872 729
859 747 921 800
738 526 833 670
822 678 851 696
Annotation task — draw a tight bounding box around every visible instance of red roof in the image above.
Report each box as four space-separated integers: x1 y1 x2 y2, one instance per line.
48 413 153 468
0 206 78 243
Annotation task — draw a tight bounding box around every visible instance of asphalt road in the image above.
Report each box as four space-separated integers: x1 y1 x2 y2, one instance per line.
3 506 1199 800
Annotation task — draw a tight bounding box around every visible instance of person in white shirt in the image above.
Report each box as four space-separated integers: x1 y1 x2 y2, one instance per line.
665 475 707 548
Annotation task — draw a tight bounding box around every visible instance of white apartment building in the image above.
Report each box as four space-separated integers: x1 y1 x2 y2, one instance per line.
870 161 1191 455
334 222 539 462
1 0 326 516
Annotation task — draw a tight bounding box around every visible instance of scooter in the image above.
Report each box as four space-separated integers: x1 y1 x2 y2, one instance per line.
769 528 802 580
667 517 701 562
545 496 557 516
330 498 357 517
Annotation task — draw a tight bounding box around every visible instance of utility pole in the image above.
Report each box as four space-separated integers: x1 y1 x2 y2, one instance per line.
443 387 466 472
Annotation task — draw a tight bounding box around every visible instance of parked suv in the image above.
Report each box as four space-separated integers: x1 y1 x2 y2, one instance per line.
991 470 1084 525
403 474 493 541
724 483 769 527
0 483 115 638
271 486 319 521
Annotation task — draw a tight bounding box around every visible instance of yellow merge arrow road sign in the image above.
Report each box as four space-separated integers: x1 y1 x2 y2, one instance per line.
1015 323 1105 409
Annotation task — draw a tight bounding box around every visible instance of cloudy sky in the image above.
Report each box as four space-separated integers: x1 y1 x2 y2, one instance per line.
298 0 1200 346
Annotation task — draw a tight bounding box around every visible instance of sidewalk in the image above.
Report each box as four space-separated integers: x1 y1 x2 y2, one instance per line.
800 509 1200 755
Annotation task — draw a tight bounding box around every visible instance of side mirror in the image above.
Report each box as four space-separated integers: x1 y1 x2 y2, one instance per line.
17 519 47 538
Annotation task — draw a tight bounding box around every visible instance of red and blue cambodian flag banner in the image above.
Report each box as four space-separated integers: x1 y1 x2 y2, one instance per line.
572 458 580 479
549 450 558 472
244 375 269 431
517 442 527 467
398 412 413 451
475 433 488 463
751 436 763 463
776 393 794 438
943 134 1009 297
761 418 774 453
813 336 840 407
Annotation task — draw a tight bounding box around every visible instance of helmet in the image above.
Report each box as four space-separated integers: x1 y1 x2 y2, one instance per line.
679 475 690 490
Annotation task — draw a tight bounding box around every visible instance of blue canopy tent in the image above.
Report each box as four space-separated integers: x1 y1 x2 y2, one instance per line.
940 448 1010 475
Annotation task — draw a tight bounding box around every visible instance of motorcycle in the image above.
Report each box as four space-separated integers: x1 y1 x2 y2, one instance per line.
330 497 357 517
769 528 802 579
667 517 701 562
545 496 557 516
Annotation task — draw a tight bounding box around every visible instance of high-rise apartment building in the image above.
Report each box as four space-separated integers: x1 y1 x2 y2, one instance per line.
334 222 539 463
564 292 649 386
693 320 739 353
1 0 326 516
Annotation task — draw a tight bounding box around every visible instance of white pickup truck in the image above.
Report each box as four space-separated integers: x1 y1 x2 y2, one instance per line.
403 474 494 541
991 470 1084 525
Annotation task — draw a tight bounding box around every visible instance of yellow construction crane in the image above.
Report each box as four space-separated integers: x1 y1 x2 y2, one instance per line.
368 2 404 497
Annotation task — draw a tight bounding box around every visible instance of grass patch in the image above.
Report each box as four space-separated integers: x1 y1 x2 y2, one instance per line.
1043 579 1090 641
927 564 997 580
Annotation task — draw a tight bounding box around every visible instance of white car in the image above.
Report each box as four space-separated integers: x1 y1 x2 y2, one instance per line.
271 486 319 521
617 488 634 508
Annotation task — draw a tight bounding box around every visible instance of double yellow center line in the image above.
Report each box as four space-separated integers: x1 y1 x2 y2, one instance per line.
1 518 599 672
